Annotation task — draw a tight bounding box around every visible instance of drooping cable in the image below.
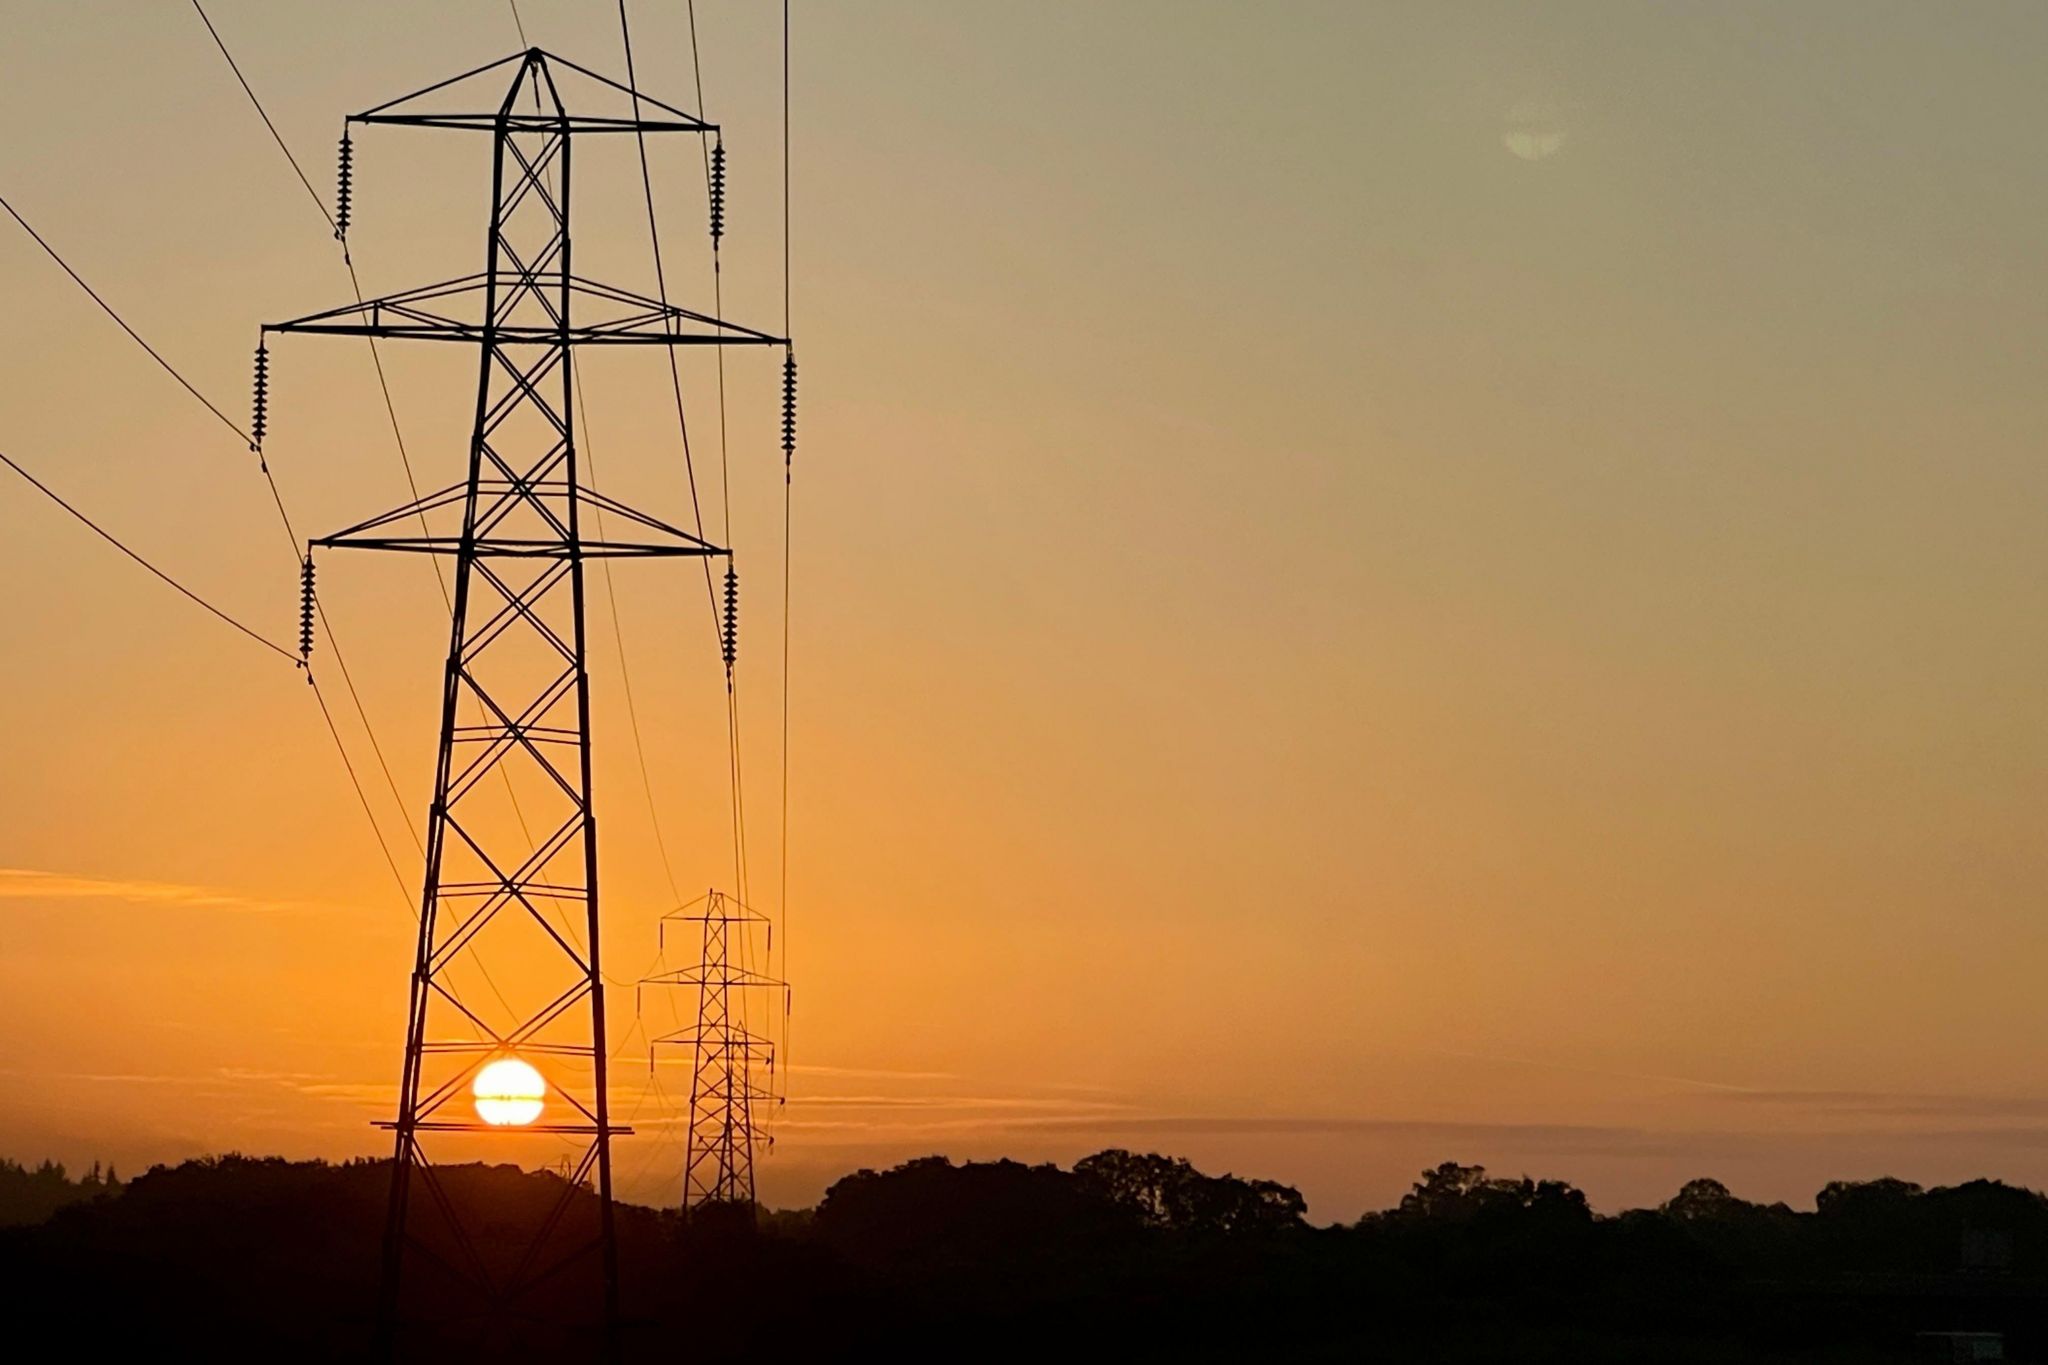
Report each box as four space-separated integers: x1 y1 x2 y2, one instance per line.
185 6 450 608
0 447 294 662
1 186 436 946
0 446 420 930
777 0 797 1109
188 6 551 866
310 675 420 915
0 194 254 451
616 1 719 572
191 1 334 235
573 363 684 905
683 0 756 914
619 0 754 927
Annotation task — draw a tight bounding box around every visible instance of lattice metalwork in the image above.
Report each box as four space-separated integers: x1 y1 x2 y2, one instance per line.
643 891 784 1211
264 49 782 1358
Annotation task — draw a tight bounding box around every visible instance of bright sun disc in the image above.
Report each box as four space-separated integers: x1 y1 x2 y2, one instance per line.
473 1057 546 1127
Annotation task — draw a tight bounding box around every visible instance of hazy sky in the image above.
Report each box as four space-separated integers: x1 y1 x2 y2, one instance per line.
4 1 2048 1219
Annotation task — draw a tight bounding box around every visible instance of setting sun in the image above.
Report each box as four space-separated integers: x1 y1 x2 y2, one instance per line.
471 1058 544 1128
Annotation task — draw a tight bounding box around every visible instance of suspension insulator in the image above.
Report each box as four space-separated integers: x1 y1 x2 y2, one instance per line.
721 563 739 671
335 131 354 242
298 554 316 665
709 139 726 246
780 351 797 467
251 340 270 452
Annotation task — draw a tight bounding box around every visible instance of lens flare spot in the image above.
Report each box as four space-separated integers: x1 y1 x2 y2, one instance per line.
1503 100 1566 161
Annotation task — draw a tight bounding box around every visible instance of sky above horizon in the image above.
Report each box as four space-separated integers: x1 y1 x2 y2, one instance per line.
4 0 2048 1220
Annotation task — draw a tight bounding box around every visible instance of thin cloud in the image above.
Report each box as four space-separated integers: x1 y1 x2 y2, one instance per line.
0 868 335 915
1415 1046 1756 1095
1717 1089 2048 1121
784 1062 961 1083
787 1094 1135 1113
759 1109 1682 1156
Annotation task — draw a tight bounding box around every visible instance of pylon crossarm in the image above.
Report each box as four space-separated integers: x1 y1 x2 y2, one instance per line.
388 1121 631 1135
267 275 784 347
349 47 713 134
318 534 726 558
643 964 786 990
409 983 595 1119
651 1031 778 1055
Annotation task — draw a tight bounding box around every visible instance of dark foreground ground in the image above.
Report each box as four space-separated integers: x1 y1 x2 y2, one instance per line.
2 1150 2042 1362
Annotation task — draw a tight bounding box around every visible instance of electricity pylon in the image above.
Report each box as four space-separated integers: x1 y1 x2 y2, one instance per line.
262 49 783 1357
643 891 785 1213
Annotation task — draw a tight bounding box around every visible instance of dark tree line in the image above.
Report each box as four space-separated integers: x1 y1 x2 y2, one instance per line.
0 1156 120 1227
2 1148 2045 1361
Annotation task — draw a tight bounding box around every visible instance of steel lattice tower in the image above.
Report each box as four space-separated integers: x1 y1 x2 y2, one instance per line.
262 49 784 1357
644 891 784 1212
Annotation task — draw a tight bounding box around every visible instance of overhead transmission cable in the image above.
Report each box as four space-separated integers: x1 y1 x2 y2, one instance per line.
575 370 685 905
185 2 557 1009
191 0 544 886
676 0 754 916
5 198 559 1075
493 0 686 912
617 0 755 914
0 448 293 662
185 1 442 857
776 0 798 1118
0 188 432 909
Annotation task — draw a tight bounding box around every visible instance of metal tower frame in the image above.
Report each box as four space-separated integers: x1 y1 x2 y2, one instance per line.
263 49 783 1357
643 891 785 1211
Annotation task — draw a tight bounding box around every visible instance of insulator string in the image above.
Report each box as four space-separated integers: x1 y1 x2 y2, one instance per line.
780 350 798 471
335 132 354 248
709 139 726 246
721 561 739 678
251 340 270 453
298 553 317 669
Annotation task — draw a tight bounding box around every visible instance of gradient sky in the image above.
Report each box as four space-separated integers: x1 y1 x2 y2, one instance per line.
4 1 2048 1220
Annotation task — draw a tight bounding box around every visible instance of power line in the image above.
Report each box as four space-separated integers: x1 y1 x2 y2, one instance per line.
617 0 754 911
187 1 451 616
0 184 429 927
682 0 755 910
309 673 419 916
185 2 451 848
181 4 546 1014
779 0 797 1104
0 447 294 662
190 0 334 235
0 442 422 928
616 1 717 559
0 194 252 448
575 367 684 904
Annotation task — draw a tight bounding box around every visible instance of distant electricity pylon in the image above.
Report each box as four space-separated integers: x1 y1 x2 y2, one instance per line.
643 891 786 1213
259 49 785 1358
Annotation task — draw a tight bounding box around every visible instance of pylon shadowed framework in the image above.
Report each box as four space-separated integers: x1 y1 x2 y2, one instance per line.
642 891 786 1212
262 49 785 1358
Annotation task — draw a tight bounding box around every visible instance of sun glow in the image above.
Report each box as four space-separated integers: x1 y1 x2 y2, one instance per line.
472 1057 546 1127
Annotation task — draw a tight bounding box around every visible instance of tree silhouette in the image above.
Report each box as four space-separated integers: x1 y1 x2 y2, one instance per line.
1073 1149 1306 1236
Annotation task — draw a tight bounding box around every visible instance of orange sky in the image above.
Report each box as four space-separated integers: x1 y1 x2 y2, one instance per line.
4 1 2048 1219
